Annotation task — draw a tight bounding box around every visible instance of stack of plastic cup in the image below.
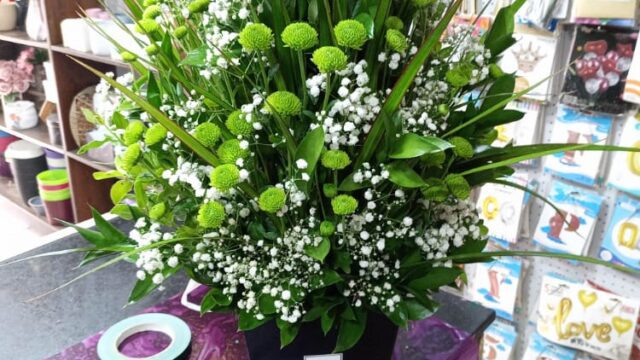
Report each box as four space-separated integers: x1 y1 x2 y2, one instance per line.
0 131 19 178
36 169 74 225
44 149 66 169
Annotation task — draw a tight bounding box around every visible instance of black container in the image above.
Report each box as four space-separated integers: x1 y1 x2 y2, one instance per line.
244 311 398 360
5 140 47 204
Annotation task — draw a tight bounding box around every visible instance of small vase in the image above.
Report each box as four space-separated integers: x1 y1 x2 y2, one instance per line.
2 94 39 130
25 0 47 41
244 312 398 360
0 2 18 32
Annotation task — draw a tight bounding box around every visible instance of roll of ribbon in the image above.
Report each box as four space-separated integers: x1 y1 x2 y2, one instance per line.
97 313 191 360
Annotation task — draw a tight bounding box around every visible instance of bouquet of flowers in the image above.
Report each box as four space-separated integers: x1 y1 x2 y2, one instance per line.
61 0 637 353
0 49 34 98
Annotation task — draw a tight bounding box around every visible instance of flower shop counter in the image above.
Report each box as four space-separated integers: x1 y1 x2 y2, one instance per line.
0 218 495 360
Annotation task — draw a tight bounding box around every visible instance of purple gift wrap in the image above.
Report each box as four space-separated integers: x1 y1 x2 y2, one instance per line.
47 286 479 360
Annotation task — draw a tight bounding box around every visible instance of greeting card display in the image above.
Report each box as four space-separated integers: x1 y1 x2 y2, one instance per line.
608 116 640 197
467 257 523 321
482 321 517 360
561 25 638 114
477 174 529 245
492 100 540 150
544 105 612 186
623 41 640 105
499 32 557 101
522 332 577 360
533 181 603 256
599 195 640 271
536 274 640 360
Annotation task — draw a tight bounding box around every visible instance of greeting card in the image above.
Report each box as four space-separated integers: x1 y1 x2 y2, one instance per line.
608 116 640 197
561 25 638 114
467 257 523 321
536 274 640 360
599 195 640 271
522 332 577 360
499 32 557 101
544 105 612 186
482 321 517 360
492 100 540 150
623 43 640 105
533 181 603 256
477 174 529 245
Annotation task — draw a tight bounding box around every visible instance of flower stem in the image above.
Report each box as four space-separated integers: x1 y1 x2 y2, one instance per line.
323 73 332 110
297 51 308 108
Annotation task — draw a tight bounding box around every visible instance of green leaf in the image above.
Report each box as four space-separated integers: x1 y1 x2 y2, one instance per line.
385 303 409 327
110 180 132 205
179 46 207 67
93 170 124 180
463 166 514 187
294 126 325 190
259 294 277 315
405 299 433 321
387 162 426 188
111 204 136 220
483 0 525 57
277 319 301 348
321 269 343 287
355 13 374 38
134 177 150 210
58 220 107 247
481 109 524 128
147 73 162 108
480 75 515 112
389 133 453 159
238 311 270 331
408 267 462 291
334 311 367 352
129 277 157 303
338 173 369 192
305 237 331 262
200 288 232 315
110 111 129 130
78 139 108 154
81 108 101 125
92 208 129 244
321 310 336 335
356 0 462 168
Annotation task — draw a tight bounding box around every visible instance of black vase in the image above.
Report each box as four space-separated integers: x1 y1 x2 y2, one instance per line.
244 312 398 360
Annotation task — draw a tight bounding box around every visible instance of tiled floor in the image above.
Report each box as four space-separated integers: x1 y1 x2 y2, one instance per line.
0 196 54 262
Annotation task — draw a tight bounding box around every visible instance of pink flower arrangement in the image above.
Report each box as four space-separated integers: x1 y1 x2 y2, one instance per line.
0 49 35 96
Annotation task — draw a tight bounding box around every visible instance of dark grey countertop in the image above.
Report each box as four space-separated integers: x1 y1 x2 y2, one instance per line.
0 219 186 360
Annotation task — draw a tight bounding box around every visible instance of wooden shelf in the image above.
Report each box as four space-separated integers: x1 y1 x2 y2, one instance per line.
51 45 128 68
0 116 65 154
0 30 48 49
66 151 114 172
0 177 61 231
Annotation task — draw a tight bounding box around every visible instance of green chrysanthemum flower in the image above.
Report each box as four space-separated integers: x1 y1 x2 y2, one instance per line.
265 91 302 117
120 51 138 62
323 183 338 198
385 16 404 30
332 195 358 215
145 44 159 56
320 221 336 236
445 174 471 200
334 20 368 49
321 150 351 170
450 137 474 158
188 0 210 14
411 0 436 7
281 22 319 51
143 0 158 6
258 187 286 213
225 110 254 137
144 124 167 146
217 139 249 164
174 26 188 39
134 19 160 34
194 123 221 147
149 202 166 220
120 143 141 172
386 29 408 53
123 120 146 146
143 5 162 19
197 201 226 229
312 46 348 73
211 164 240 192
238 23 274 52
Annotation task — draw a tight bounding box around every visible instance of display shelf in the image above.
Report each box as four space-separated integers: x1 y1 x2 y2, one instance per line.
0 30 48 49
66 151 115 172
0 177 60 231
51 45 129 68
0 115 65 154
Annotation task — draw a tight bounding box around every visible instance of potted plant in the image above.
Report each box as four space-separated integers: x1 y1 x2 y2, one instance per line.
0 49 38 130
37 0 639 358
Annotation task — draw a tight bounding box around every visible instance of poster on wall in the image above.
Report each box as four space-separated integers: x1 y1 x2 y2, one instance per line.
533 181 603 256
476 174 529 245
536 274 640 360
482 321 517 360
467 258 523 321
561 25 638 114
499 32 557 101
544 105 613 186
608 116 640 197
599 195 640 271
